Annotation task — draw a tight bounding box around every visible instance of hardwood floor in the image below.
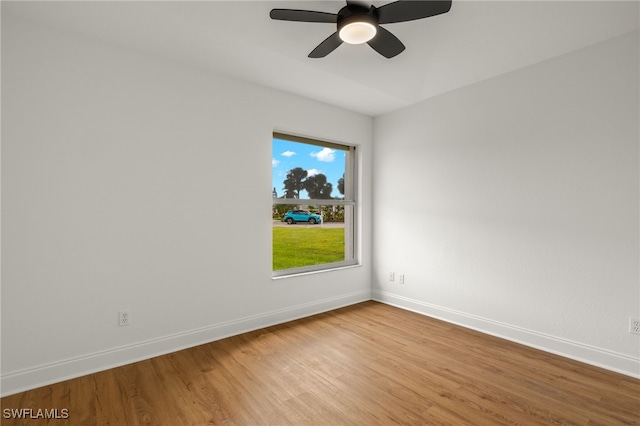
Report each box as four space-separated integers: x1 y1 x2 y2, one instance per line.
2 301 639 425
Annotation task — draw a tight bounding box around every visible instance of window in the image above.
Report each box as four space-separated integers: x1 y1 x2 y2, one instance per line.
272 132 357 276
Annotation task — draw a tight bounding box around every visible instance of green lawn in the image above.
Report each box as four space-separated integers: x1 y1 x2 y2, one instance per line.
273 227 344 270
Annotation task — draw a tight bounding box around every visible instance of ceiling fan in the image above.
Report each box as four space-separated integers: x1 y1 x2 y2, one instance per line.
270 0 452 59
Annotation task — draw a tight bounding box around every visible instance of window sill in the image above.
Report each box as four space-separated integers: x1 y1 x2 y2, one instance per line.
271 263 361 280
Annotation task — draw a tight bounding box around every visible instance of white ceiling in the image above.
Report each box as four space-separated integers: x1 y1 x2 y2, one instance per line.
4 1 639 116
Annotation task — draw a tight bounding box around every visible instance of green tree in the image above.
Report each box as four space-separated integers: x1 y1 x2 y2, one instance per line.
303 174 333 199
282 167 307 199
337 173 345 196
273 203 289 218
272 187 278 198
320 205 345 222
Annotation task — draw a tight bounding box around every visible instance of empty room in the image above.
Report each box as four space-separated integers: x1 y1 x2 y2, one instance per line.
1 1 639 424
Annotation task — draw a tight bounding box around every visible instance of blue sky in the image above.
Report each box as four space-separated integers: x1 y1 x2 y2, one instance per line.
272 138 346 199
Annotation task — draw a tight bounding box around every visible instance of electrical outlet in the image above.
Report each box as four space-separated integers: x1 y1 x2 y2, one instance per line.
389 272 395 282
398 273 405 284
630 317 640 335
119 310 131 327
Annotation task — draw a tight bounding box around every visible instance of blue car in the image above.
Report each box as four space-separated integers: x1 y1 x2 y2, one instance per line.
282 210 321 225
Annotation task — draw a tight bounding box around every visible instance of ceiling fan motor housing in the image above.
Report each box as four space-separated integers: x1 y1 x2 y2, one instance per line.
337 5 379 27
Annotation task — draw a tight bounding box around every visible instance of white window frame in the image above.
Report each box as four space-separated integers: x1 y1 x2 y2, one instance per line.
272 132 358 277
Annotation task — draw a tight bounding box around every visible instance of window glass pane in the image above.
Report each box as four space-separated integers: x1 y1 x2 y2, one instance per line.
273 205 352 271
272 138 347 200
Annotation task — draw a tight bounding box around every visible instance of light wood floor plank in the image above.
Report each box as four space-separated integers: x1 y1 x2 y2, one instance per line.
2 301 639 425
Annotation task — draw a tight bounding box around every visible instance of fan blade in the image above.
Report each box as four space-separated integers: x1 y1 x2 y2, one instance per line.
367 26 405 58
376 0 452 24
309 32 343 58
270 9 338 23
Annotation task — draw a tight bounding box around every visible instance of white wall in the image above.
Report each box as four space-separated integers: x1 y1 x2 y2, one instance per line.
373 31 640 377
1 15 373 395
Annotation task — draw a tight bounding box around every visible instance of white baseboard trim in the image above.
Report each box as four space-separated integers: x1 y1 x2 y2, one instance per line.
1 290 371 397
372 290 640 379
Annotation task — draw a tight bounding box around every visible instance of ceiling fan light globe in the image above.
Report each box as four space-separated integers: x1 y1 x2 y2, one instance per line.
339 21 377 44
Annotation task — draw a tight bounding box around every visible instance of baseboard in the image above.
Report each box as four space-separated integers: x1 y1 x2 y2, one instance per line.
1 290 371 397
372 290 640 379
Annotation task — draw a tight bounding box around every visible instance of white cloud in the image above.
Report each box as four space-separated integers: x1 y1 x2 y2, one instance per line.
310 147 335 162
306 168 321 177
272 158 279 167
281 150 296 157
